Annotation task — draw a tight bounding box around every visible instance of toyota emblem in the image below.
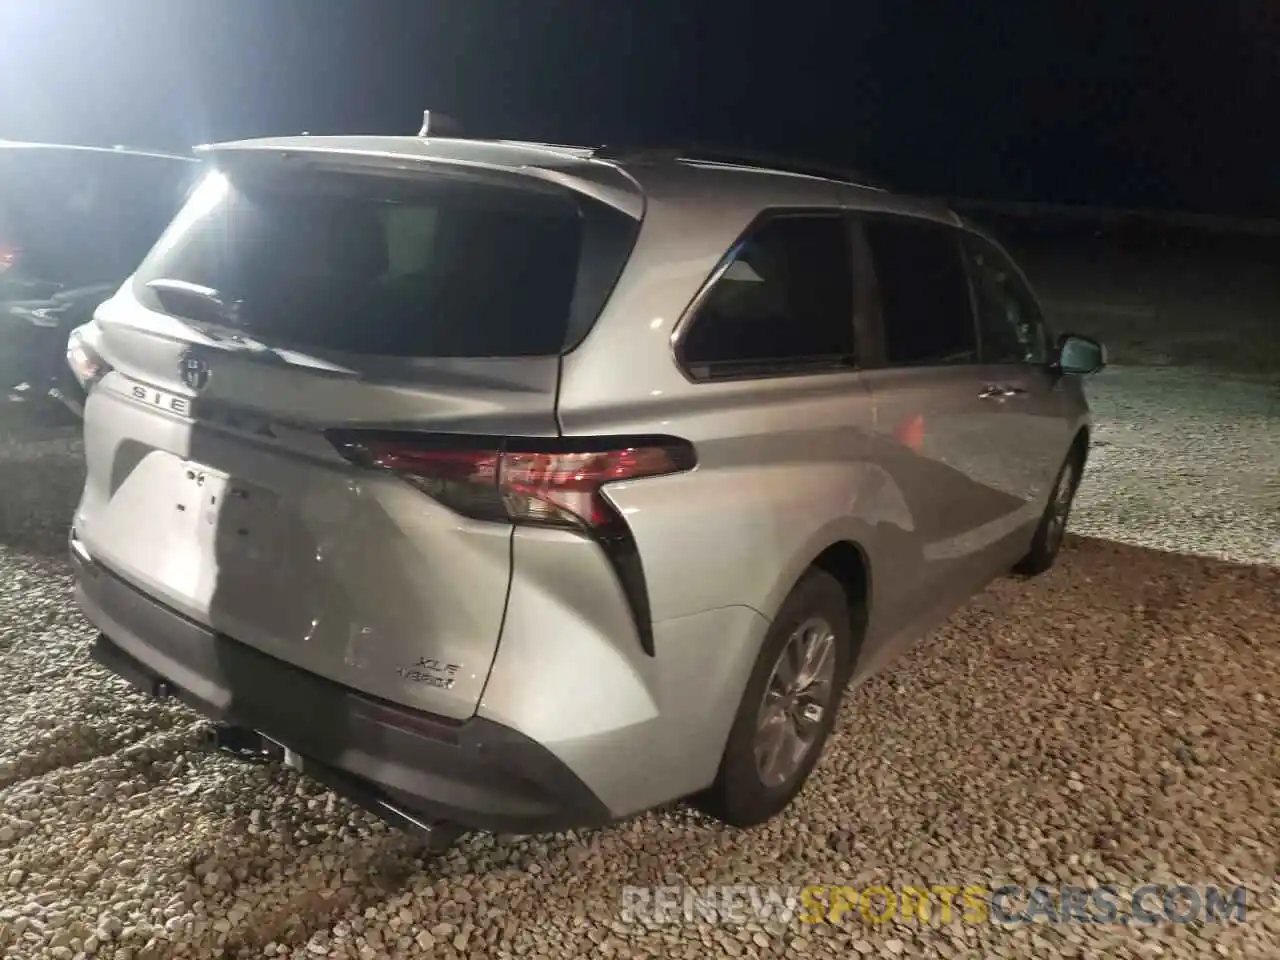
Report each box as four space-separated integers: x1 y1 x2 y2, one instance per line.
179 352 211 391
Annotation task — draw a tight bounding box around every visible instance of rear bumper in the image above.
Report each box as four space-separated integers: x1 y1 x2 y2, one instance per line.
70 537 613 835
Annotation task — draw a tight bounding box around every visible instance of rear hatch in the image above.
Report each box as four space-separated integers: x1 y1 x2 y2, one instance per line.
75 149 640 719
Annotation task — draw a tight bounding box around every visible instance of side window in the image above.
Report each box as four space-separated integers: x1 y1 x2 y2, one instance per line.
862 216 976 366
961 233 1050 365
679 214 855 378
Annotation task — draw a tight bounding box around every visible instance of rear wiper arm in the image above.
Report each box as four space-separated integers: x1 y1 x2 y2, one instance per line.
145 278 236 316
144 278 258 340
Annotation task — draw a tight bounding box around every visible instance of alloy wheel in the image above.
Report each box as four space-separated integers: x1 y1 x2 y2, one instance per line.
754 616 838 788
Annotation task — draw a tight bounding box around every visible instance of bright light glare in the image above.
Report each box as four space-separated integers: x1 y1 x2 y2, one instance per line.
143 170 230 264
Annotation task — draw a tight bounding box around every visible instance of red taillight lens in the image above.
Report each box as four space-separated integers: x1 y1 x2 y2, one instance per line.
359 444 507 521
0 243 19 274
502 448 688 527
327 433 695 531
66 326 112 391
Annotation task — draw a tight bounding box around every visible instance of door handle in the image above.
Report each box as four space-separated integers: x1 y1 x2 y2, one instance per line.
979 384 1027 400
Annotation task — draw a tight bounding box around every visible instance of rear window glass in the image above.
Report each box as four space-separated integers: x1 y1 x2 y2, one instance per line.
133 165 632 357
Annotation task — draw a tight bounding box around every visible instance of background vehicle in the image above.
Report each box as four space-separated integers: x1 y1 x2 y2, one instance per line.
0 142 200 415
69 126 1105 846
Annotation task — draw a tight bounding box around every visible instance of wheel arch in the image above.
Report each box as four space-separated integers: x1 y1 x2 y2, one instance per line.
810 540 872 674
765 533 874 675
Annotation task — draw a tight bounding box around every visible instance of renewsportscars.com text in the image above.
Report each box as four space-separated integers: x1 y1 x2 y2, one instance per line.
620 883 1249 927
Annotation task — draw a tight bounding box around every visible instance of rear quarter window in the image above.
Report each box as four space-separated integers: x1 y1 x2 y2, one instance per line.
677 213 857 380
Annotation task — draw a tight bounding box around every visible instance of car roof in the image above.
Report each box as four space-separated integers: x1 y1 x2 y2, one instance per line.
197 134 961 225
0 140 196 162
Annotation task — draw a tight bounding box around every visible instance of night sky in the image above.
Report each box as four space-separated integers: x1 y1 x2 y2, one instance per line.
2 0 1277 217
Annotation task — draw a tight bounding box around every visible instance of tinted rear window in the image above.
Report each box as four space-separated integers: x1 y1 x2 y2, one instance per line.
133 165 636 357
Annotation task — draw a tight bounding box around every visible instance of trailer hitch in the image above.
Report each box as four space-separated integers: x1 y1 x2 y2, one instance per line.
201 723 463 853
203 724 282 764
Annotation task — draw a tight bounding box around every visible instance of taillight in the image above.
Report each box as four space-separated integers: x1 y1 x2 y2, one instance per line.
326 431 697 656
326 432 695 531
66 326 112 392
0 243 18 274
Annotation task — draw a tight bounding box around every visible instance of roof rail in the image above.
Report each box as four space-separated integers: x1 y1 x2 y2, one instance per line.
592 143 888 190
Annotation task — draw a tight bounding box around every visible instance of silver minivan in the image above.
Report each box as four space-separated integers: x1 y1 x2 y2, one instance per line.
68 131 1105 842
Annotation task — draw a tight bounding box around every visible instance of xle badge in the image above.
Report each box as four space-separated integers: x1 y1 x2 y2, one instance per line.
396 658 461 690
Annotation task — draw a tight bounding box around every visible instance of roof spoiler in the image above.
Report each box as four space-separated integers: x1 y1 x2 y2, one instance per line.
194 137 645 220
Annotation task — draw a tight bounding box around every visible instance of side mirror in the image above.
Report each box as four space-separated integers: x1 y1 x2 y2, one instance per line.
1055 333 1107 376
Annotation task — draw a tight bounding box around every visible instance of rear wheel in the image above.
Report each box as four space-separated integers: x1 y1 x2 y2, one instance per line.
693 569 854 827
1013 447 1083 576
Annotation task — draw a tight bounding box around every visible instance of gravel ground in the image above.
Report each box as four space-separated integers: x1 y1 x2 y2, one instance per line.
1074 366 1280 566
1 364 1277 959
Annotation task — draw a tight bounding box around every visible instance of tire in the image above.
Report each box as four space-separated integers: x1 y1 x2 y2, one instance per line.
1013 446 1084 577
693 568 855 828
